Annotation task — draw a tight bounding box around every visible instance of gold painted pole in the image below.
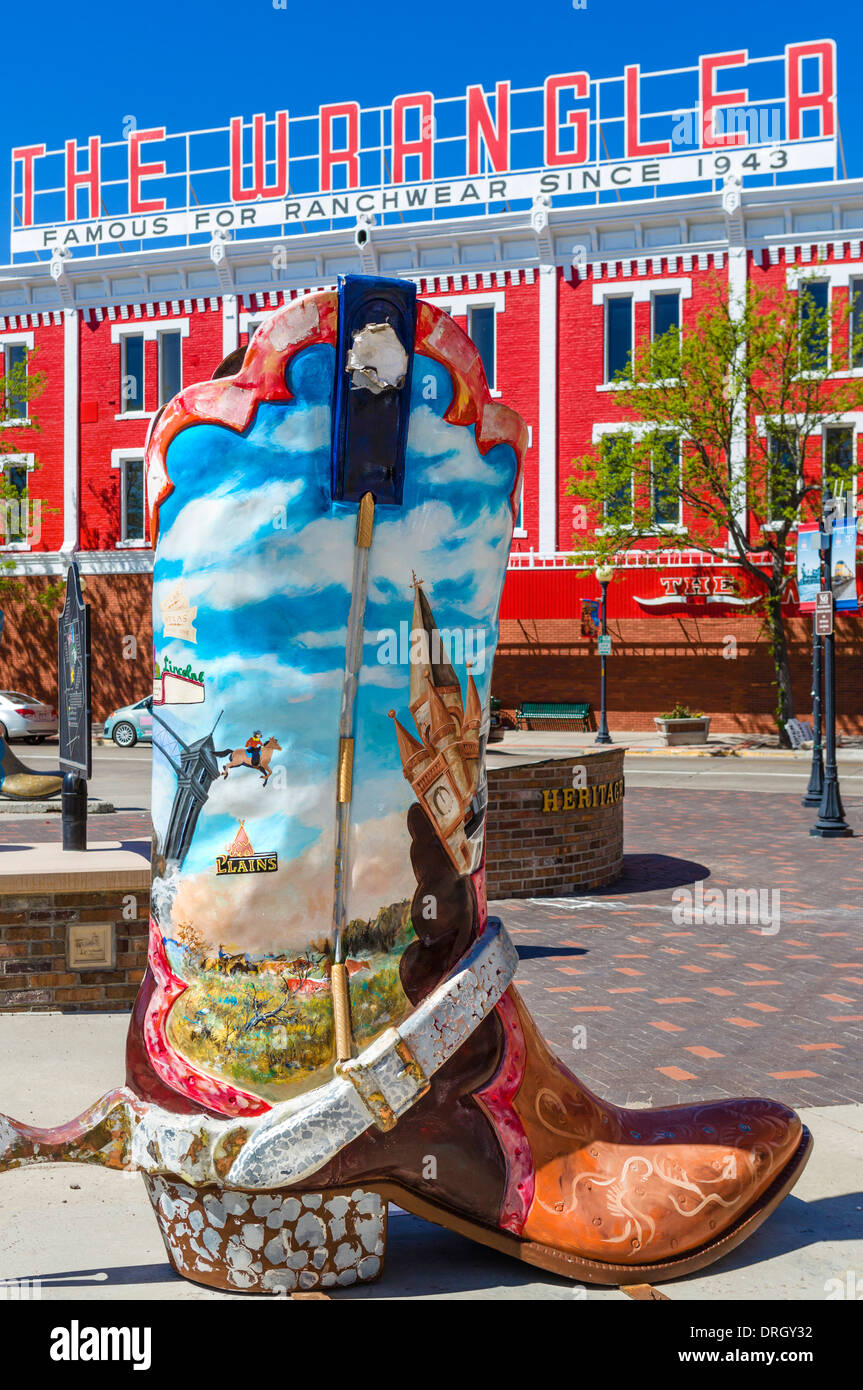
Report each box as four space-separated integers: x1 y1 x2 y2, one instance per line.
330 492 375 1062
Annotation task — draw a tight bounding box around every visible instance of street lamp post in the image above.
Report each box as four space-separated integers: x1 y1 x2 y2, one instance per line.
810 520 852 838
595 564 613 745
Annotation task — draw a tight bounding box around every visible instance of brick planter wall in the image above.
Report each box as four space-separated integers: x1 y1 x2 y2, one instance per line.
485 749 624 898
0 754 623 1011
0 881 148 1013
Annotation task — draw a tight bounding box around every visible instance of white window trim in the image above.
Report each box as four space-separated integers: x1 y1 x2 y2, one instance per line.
601 292 634 387
111 448 150 549
513 424 531 537
786 265 863 292
157 328 183 408
592 277 692 306
0 452 35 551
110 318 190 344
597 282 690 391
425 292 505 395
112 318 188 420
239 311 273 338
0 331 35 427
592 422 688 536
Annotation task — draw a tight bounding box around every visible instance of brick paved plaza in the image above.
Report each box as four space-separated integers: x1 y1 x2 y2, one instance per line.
496 785 863 1114
2 780 860 1114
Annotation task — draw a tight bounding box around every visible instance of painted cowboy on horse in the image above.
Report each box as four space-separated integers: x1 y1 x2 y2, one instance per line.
220 733 282 787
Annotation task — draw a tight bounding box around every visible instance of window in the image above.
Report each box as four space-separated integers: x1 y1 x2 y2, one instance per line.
467 305 496 389
0 454 33 546
120 456 146 542
824 427 855 517
652 292 680 341
158 331 182 406
651 436 681 526
2 343 28 420
605 297 632 382
851 278 863 370
798 281 829 371
121 334 145 413
767 434 798 524
651 292 680 376
601 434 633 525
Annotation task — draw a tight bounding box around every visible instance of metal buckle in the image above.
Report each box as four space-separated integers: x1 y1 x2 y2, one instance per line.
336 1031 430 1132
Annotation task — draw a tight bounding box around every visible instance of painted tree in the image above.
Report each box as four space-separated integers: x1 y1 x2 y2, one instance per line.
566 272 863 744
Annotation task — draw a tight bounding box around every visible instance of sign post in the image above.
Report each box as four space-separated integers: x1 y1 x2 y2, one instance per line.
594 566 613 745
57 562 92 851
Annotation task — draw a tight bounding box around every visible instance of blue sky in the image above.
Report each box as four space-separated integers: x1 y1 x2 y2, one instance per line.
2 2 856 261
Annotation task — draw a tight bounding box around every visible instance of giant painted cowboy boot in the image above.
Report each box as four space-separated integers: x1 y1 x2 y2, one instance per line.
0 278 811 1293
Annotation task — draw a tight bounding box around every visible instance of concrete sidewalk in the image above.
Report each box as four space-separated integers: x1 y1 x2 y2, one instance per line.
492 730 863 760
0 1012 858 1301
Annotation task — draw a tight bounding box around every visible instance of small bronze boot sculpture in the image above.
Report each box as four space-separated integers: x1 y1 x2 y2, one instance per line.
0 279 810 1293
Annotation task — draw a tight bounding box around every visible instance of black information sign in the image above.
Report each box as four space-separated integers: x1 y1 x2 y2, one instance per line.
58 562 92 778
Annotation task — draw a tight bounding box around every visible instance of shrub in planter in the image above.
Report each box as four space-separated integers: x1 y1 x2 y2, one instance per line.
654 704 711 745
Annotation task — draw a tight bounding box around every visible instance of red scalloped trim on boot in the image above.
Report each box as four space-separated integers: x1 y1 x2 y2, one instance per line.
144 919 270 1117
475 988 535 1234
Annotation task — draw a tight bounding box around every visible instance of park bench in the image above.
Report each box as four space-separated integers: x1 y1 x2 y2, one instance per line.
517 701 591 731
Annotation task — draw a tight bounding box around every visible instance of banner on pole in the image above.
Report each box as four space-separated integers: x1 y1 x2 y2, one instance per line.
797 523 821 613
831 518 858 612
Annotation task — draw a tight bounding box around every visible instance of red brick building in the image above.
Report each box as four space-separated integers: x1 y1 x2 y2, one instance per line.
1 49 861 731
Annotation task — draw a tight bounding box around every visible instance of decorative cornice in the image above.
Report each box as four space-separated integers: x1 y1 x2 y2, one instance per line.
1 549 154 577
0 177 859 315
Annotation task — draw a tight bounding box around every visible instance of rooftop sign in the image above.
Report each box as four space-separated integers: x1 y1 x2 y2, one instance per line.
10 40 838 260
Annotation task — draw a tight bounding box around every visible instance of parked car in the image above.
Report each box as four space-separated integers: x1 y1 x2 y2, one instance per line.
0 690 58 743
102 697 153 748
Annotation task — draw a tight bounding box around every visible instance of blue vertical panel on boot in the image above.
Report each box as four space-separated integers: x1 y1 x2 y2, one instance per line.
331 274 416 505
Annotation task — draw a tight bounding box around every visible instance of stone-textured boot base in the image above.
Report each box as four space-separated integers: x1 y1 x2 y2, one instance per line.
144 1177 386 1294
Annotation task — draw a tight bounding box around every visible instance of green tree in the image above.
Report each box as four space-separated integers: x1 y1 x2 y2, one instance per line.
0 347 62 612
567 273 863 745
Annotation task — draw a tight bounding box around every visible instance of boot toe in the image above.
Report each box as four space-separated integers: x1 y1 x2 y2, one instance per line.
606 1095 804 1262
523 1093 804 1266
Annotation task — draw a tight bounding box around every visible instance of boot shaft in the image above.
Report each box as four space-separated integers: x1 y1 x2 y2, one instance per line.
137 279 526 1113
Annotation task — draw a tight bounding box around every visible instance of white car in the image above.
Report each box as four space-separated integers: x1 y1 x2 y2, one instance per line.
0 690 58 743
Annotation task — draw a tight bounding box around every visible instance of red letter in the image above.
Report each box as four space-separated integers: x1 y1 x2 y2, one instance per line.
624 65 670 158
466 82 510 175
391 93 433 183
12 145 46 227
230 112 289 202
786 40 836 141
129 128 167 214
700 50 749 148
319 102 360 191
544 73 589 167
65 136 101 221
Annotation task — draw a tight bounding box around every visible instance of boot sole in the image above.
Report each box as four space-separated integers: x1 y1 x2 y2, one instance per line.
372 1124 813 1288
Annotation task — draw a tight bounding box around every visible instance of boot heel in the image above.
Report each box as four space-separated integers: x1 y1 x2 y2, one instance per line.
144 1176 387 1294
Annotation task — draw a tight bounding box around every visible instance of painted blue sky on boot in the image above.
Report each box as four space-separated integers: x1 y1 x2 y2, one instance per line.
152 343 517 952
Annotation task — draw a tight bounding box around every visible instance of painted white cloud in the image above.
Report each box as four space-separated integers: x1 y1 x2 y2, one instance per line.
408 403 515 488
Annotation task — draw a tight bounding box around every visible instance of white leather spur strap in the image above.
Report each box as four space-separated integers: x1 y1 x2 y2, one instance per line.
125 918 518 1190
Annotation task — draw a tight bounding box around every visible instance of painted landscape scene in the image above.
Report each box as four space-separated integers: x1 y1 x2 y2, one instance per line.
165 901 414 1101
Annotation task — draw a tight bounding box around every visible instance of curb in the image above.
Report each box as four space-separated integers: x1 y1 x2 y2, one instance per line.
0 799 115 816
624 746 863 761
